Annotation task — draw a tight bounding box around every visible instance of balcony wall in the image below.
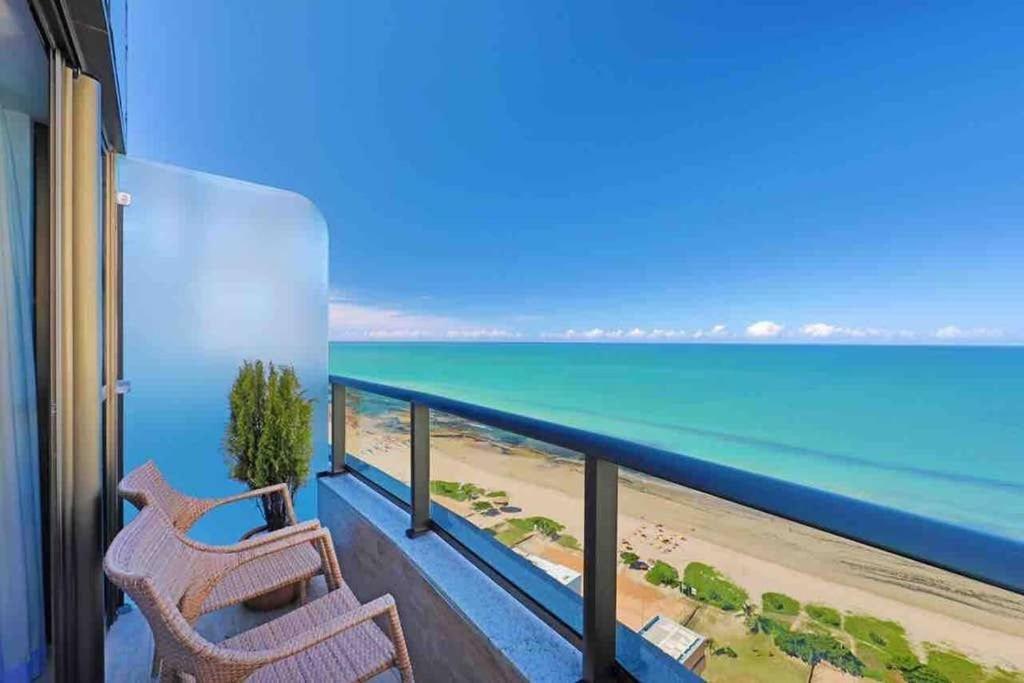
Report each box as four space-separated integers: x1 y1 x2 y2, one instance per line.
317 474 581 682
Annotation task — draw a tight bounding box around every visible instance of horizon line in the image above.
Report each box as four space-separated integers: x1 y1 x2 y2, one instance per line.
328 339 1024 348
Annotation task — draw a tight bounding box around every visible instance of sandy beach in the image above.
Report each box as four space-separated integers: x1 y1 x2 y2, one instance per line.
347 410 1024 674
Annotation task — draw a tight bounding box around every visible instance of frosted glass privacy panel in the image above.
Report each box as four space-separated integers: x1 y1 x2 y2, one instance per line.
119 156 328 543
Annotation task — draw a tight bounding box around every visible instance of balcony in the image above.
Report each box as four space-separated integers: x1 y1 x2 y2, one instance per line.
102 375 1024 682
9 3 1022 683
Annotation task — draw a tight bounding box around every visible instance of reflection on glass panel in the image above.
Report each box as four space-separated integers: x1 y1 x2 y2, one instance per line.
614 467 1024 682
346 389 411 502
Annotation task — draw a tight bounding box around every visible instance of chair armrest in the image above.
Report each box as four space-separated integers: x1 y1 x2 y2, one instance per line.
179 520 321 554
178 527 334 622
231 528 328 565
251 595 398 665
206 483 298 525
199 595 401 677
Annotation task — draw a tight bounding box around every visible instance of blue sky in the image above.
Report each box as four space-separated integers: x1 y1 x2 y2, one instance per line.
125 2 1023 344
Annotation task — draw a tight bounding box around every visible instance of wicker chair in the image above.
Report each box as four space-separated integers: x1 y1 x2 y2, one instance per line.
105 506 414 682
119 460 299 536
119 460 324 676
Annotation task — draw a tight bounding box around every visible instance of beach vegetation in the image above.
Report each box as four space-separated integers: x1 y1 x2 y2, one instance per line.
503 516 565 540
805 603 841 628
856 646 890 681
471 501 493 512
844 615 915 664
751 617 864 677
762 592 799 615
463 483 486 498
492 521 533 547
485 490 508 498
889 657 952 683
506 518 534 532
750 616 789 638
429 480 485 502
683 562 748 611
619 551 639 566
925 649 983 683
224 360 313 531
774 630 865 677
556 534 581 550
507 516 564 538
644 560 681 588
692 609 808 683
528 516 565 538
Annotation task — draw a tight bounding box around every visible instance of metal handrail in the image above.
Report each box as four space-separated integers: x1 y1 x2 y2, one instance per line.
328 374 1024 680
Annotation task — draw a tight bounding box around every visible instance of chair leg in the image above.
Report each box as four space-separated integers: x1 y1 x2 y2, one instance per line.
316 536 342 591
386 605 414 682
151 644 161 678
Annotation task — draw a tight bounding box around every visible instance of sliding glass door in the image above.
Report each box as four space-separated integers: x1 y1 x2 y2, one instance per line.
0 1 49 679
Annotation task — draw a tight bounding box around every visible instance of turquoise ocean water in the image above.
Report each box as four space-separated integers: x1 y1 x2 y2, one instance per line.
331 342 1024 541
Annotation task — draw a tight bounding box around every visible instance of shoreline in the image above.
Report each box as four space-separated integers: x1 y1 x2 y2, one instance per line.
347 410 1024 672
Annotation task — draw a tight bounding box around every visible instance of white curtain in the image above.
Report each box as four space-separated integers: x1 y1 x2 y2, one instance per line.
0 106 46 681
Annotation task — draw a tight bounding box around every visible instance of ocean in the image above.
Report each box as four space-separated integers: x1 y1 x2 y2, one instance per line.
330 342 1024 541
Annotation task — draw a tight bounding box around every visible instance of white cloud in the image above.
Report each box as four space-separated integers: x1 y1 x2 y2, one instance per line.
331 302 1013 345
801 322 839 338
692 324 727 339
649 328 687 339
934 325 1004 341
330 301 459 339
445 329 521 340
746 320 783 338
330 300 519 341
365 329 430 339
800 323 875 339
798 323 923 341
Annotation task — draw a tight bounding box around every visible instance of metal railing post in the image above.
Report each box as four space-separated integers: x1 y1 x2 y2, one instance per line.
406 402 431 537
582 455 618 682
331 383 346 473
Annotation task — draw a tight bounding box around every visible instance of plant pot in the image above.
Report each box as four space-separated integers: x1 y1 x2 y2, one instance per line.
240 526 306 612
243 581 303 611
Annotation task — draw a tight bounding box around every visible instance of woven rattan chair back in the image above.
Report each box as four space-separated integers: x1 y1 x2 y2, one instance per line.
119 460 203 531
104 506 252 681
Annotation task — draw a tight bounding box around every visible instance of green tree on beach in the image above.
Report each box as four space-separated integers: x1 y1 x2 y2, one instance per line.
752 616 864 677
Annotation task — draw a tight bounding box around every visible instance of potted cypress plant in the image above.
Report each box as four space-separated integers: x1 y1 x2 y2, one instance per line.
224 360 314 609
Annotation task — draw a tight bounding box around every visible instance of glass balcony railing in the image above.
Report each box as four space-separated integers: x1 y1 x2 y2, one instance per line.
343 387 412 504
614 468 1024 682
326 375 1024 683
